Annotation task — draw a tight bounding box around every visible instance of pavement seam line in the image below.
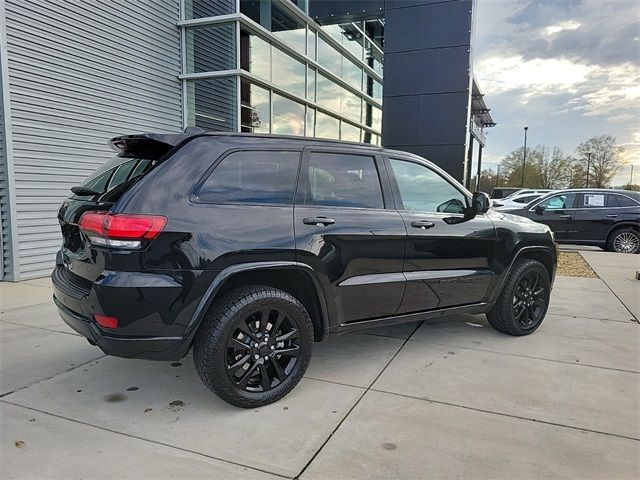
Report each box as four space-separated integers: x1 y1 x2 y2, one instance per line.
1 319 82 337
578 251 638 323
0 355 107 399
403 339 640 374
293 321 424 479
0 400 291 479
0 301 54 314
369 388 640 442
544 312 635 324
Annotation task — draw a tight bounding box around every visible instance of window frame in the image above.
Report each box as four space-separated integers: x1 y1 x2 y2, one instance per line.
383 154 471 214
295 145 393 210
191 147 303 207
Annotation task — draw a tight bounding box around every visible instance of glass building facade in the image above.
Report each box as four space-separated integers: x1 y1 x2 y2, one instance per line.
180 0 384 145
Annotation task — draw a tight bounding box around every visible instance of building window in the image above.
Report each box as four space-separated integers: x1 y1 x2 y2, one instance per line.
185 24 236 73
240 30 271 81
241 80 270 133
184 0 236 20
272 46 306 98
315 111 340 139
340 122 361 142
186 77 237 132
272 93 305 136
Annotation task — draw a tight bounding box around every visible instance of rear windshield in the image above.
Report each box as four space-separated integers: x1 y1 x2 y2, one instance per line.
73 156 155 200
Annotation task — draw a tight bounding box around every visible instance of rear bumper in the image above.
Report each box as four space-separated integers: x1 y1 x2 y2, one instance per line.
51 265 192 360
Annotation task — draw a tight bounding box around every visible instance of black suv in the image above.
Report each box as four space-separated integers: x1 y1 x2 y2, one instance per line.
53 133 557 407
501 189 640 254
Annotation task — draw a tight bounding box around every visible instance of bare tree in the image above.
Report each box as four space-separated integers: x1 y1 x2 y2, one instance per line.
574 135 625 188
535 147 572 189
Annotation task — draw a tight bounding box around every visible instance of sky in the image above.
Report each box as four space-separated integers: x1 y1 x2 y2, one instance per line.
473 0 640 186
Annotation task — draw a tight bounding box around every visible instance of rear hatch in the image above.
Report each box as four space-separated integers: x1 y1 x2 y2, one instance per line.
57 133 186 282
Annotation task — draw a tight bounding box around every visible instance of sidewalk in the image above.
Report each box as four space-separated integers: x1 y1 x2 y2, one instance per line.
1 255 638 479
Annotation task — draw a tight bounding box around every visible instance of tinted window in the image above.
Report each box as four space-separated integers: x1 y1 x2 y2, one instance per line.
514 195 540 204
390 159 467 214
610 194 639 207
198 151 300 204
539 193 576 210
75 157 151 198
304 152 383 209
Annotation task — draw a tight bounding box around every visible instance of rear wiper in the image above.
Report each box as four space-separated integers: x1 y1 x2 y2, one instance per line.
71 186 101 196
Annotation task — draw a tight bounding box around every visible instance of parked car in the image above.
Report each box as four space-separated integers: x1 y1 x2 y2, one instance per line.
492 190 554 210
490 187 522 199
501 189 640 253
53 133 557 407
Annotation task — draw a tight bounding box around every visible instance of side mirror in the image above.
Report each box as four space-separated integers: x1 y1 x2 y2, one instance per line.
472 191 490 214
534 205 546 215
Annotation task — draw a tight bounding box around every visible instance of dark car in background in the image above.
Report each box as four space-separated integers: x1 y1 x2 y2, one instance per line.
501 189 640 253
52 132 557 407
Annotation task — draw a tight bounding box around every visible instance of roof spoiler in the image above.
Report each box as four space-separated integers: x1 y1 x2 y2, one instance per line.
108 133 191 159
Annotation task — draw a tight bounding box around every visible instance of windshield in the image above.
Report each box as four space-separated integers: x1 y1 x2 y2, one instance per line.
73 156 154 199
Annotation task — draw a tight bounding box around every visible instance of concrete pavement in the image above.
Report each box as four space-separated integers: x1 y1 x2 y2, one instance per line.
1 258 638 479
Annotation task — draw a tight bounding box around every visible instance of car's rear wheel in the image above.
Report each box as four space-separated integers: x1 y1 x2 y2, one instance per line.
487 258 550 336
607 227 640 254
193 285 313 408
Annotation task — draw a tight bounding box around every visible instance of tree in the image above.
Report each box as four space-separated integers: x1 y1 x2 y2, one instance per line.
618 184 640 192
469 169 498 193
574 135 625 188
534 147 572 189
499 146 544 187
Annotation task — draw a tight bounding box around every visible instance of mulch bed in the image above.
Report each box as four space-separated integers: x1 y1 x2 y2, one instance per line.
556 251 599 278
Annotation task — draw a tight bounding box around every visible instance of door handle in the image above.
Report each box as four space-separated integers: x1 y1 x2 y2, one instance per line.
606 214 618 218
303 216 335 226
559 215 572 219
411 220 435 230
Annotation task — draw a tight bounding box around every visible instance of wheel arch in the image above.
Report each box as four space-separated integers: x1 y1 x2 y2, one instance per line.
183 262 330 351
605 221 639 240
495 245 557 298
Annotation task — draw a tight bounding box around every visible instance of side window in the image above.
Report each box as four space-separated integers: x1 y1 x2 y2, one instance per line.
539 193 576 210
389 159 467 214
610 194 639 207
304 152 384 209
197 151 300 204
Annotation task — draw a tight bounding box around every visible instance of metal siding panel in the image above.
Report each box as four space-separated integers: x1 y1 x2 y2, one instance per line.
5 0 182 279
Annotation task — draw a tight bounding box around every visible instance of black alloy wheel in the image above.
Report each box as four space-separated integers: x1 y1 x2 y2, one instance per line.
194 285 313 408
487 258 550 336
512 271 546 330
226 307 301 392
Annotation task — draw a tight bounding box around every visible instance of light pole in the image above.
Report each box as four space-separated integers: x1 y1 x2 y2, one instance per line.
585 151 592 188
520 126 528 187
496 165 501 187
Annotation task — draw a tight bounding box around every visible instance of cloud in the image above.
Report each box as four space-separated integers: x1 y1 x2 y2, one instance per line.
544 21 581 36
477 55 594 101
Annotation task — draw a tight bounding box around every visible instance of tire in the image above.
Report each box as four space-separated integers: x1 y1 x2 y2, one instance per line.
606 227 640 254
487 259 550 336
193 285 314 408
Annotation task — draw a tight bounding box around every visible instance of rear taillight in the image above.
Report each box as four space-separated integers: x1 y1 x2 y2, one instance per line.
94 314 119 329
78 211 167 249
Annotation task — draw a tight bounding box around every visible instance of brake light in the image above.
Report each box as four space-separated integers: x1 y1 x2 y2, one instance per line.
79 212 167 248
95 314 118 329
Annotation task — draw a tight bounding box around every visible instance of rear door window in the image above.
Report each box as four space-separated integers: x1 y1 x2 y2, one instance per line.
197 150 301 205
302 152 384 209
609 194 639 207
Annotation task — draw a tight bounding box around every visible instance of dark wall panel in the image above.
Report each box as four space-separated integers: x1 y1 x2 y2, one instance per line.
382 93 469 145
383 46 470 96
382 0 473 180
385 1 472 52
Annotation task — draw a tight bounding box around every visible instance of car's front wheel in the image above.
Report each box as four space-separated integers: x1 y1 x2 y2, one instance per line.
487 258 550 336
193 285 314 408
607 227 640 254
